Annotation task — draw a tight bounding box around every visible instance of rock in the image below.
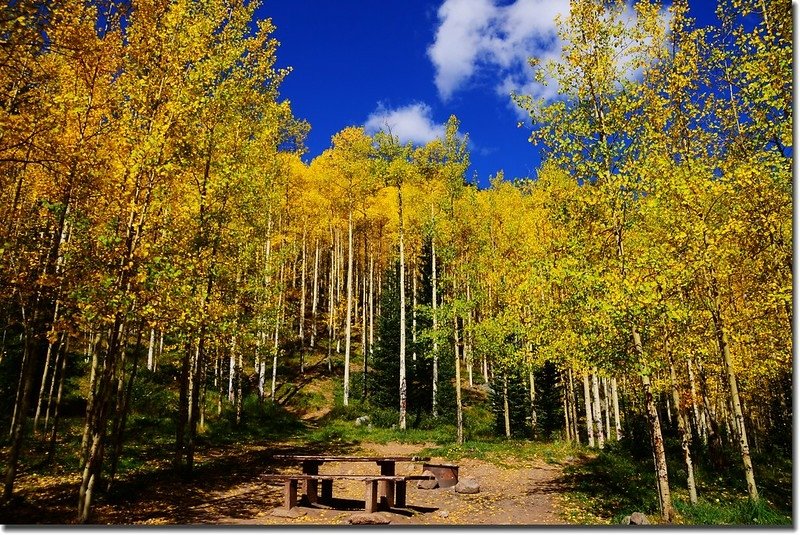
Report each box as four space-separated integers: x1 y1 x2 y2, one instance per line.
355 415 370 426
348 512 391 525
454 477 480 494
417 470 439 490
271 507 306 519
437 510 450 518
621 512 650 525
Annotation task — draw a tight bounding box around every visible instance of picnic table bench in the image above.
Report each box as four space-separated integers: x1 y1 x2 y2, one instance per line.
266 455 450 513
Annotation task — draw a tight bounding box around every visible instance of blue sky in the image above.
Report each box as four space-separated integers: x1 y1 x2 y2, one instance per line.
260 0 720 188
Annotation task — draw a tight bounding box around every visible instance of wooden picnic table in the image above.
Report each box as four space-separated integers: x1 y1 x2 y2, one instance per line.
267 455 434 512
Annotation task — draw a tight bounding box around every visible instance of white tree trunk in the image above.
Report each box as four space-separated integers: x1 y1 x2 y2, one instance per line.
299 229 307 356
369 254 374 358
583 371 595 448
670 360 698 504
311 239 320 348
529 369 537 437
147 328 155 371
602 377 611 440
431 237 439 417
591 370 605 448
343 211 354 406
503 374 511 438
412 268 417 361
398 193 407 430
611 377 622 441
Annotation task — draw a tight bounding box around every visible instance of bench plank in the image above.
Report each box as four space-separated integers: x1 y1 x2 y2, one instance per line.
271 455 430 462
263 474 434 482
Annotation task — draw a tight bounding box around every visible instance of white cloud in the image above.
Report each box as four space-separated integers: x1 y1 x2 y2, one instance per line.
428 0 570 101
428 0 668 108
364 103 446 145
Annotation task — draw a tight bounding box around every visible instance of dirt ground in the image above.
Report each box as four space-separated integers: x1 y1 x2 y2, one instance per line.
236 442 565 526
3 440 568 526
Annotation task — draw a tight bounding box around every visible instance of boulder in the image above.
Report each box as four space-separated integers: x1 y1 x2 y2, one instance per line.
437 510 450 518
348 512 391 525
454 477 480 494
621 512 650 525
355 415 370 426
417 470 439 490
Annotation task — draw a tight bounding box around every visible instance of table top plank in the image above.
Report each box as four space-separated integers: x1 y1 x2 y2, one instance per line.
262 474 435 481
270 455 430 462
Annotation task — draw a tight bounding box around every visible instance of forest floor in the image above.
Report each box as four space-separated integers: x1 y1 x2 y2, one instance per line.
4 436 574 525
2 353 790 526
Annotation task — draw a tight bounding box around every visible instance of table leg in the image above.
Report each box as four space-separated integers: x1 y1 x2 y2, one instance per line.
395 481 407 508
377 462 395 508
320 479 333 503
364 480 378 513
284 479 298 510
301 461 320 499
306 478 319 504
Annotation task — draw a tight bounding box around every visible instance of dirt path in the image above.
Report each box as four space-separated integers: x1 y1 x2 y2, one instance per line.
217 442 565 526
3 441 568 525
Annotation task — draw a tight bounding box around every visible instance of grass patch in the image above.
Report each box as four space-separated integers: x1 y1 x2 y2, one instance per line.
559 442 792 526
420 438 583 468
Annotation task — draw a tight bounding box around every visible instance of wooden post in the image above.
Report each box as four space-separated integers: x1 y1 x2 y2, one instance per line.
284 479 298 510
320 479 333 503
395 480 407 508
364 480 378 513
302 461 319 501
378 462 395 508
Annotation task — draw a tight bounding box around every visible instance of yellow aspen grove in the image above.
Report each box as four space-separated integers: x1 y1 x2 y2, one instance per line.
0 0 789 527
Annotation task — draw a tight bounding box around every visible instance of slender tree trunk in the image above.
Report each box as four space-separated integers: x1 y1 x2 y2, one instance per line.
582 371 595 448
44 333 68 431
80 330 100 464
466 284 473 387
271 264 285 399
33 324 60 434
299 229 307 374
4 313 39 500
156 330 163 372
147 328 155 371
343 211 354 406
107 326 143 491
503 374 511 439
228 348 235 402
602 377 611 440
635 328 674 523
362 267 368 400
398 188 407 431
412 267 417 361
369 253 374 356
78 316 126 522
235 350 243 425
712 302 759 500
327 230 335 372
669 359 698 505
529 369 537 438
311 238 320 348
687 359 706 444
569 368 580 443
591 370 605 449
175 341 190 471
431 237 439 417
46 337 69 463
611 377 622 441
454 314 463 444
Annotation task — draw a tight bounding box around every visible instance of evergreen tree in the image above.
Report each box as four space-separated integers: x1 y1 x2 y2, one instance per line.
489 367 528 438
534 361 565 440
